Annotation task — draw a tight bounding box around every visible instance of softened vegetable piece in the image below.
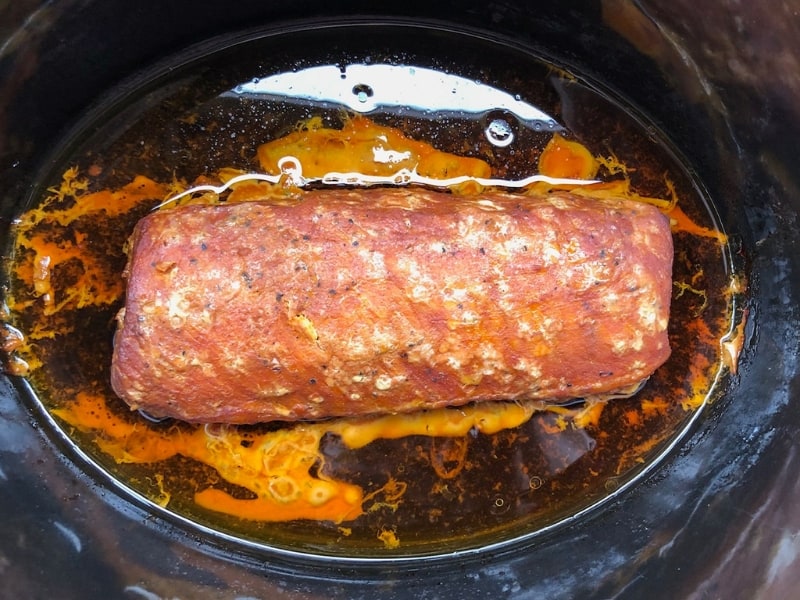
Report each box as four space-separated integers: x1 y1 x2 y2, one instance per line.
110 187 673 424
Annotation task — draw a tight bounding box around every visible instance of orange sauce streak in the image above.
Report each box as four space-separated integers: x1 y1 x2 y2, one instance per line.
641 396 670 417
681 318 718 411
537 135 726 243
257 116 492 194
624 409 642 428
54 393 364 523
614 433 669 475
377 527 401 549
667 203 728 242
11 175 172 317
17 173 168 229
537 132 599 180
52 390 537 523
332 401 539 449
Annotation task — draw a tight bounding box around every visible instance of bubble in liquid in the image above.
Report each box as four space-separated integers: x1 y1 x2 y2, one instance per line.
352 83 374 103
485 118 515 147
490 494 510 515
276 156 305 186
137 409 171 423
529 475 543 490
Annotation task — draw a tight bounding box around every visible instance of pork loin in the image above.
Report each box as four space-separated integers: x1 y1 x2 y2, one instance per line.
110 187 673 423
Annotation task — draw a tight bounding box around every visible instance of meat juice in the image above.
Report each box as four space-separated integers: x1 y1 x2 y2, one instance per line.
0 23 743 557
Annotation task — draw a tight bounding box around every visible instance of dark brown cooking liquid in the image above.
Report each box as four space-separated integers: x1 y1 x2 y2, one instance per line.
0 24 743 557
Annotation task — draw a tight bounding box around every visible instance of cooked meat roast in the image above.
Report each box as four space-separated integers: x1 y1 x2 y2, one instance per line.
110 187 673 423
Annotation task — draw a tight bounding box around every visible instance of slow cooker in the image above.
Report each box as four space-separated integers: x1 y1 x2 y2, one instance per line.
1 1 798 598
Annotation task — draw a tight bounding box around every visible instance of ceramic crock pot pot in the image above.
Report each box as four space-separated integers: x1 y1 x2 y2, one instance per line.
1 1 798 598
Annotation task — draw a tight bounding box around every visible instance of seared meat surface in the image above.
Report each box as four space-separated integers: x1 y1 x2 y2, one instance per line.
110 188 673 423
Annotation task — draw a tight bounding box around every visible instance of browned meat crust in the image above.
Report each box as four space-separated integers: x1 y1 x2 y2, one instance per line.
110 188 673 423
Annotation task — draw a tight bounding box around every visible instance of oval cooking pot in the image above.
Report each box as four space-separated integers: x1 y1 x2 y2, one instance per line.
1 1 798 598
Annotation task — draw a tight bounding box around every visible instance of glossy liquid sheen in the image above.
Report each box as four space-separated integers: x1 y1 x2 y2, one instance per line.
2 23 741 559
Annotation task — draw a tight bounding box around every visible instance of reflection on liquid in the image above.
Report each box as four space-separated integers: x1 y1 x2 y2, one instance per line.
531 412 597 476
233 64 563 130
157 159 601 209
